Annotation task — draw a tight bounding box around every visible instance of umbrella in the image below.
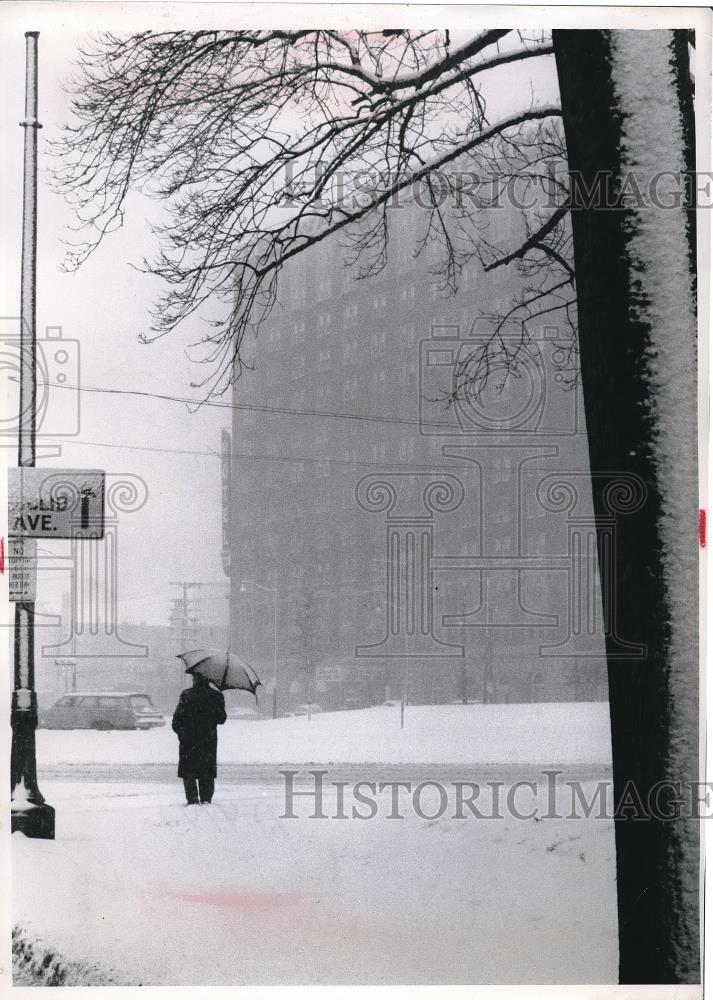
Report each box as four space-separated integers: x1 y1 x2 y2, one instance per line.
177 648 261 695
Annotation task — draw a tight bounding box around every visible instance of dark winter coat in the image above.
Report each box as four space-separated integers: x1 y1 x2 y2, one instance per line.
171 684 227 779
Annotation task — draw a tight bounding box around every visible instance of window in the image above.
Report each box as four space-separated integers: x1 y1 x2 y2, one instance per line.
527 485 546 520
398 361 417 388
493 534 513 554
293 271 307 308
129 695 154 710
492 501 510 525
493 456 511 485
319 269 334 301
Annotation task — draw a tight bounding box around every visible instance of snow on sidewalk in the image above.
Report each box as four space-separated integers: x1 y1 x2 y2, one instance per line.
36 701 612 767
14 777 618 985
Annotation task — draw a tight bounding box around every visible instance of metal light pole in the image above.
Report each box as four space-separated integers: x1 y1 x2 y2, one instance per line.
11 31 55 839
240 579 278 718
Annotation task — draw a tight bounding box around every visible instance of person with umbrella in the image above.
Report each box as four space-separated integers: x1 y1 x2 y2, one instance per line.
173 649 261 805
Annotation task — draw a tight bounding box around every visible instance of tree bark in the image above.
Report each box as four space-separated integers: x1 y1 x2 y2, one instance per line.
553 29 699 983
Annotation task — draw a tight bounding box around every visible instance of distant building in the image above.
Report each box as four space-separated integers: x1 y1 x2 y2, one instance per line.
227 206 609 710
33 593 228 714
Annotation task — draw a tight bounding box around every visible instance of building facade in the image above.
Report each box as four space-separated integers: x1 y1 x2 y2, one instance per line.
227 208 610 711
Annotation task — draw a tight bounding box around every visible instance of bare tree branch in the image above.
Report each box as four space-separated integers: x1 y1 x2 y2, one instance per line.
482 204 569 271
52 28 571 396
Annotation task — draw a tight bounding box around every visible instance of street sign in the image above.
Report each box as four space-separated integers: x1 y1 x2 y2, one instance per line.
8 537 37 602
8 468 105 539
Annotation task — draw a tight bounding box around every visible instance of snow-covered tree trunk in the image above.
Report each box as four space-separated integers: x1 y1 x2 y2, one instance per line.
553 29 699 983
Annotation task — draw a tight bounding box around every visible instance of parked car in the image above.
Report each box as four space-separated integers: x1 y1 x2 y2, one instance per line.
226 705 259 721
289 703 323 717
38 692 165 731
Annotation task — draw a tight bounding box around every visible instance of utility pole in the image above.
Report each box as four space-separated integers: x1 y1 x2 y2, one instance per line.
10 32 54 840
306 659 312 722
191 579 231 651
460 596 468 705
482 580 495 704
169 581 202 691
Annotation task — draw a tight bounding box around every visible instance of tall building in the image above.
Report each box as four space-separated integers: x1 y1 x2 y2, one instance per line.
228 205 609 712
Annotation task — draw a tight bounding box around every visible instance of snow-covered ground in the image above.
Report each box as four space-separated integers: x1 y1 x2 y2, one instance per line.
14 703 616 983
14 776 618 985
36 701 612 766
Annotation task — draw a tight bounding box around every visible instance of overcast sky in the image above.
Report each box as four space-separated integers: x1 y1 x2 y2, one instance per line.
1 8 228 627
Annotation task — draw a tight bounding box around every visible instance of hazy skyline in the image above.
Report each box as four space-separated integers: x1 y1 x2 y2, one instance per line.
0 8 558 628
1 14 229 626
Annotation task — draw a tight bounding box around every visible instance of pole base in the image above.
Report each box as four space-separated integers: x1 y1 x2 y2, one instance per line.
12 802 55 839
